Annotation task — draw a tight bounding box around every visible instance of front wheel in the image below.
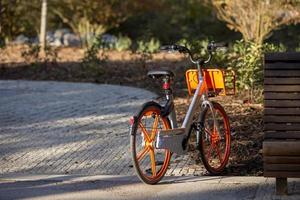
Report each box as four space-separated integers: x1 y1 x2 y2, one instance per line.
199 101 231 174
130 102 171 184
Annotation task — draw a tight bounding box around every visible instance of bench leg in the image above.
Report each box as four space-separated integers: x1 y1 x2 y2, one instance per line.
276 177 288 195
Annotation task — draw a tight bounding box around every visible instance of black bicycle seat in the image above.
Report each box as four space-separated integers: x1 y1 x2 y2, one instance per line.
147 70 174 79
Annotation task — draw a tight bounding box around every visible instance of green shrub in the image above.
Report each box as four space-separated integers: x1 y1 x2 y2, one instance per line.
226 40 263 91
227 40 287 91
224 40 287 101
264 43 287 53
133 38 160 68
82 36 106 76
115 35 132 51
21 44 40 62
137 38 160 54
44 45 59 63
21 44 58 64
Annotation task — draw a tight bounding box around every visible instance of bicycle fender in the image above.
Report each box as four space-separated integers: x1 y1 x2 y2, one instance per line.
201 100 221 135
129 101 162 136
161 99 174 117
129 116 138 136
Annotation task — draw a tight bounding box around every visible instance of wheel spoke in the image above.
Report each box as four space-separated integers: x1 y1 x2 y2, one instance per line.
139 122 151 142
205 128 210 133
149 148 157 177
150 115 159 140
214 144 223 164
214 127 222 141
137 147 150 161
204 129 212 143
206 145 213 163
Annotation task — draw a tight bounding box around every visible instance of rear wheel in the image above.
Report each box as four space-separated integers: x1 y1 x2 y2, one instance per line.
199 102 231 174
130 102 171 184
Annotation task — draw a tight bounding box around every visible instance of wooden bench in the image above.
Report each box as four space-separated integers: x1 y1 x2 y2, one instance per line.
263 52 300 195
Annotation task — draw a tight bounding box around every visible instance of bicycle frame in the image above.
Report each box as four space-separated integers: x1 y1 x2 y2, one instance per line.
167 62 208 130
157 61 221 155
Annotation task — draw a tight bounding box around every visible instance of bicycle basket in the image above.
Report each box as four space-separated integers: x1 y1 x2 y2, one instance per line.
185 69 236 96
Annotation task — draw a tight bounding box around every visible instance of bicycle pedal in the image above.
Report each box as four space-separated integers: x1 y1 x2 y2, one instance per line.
156 128 186 155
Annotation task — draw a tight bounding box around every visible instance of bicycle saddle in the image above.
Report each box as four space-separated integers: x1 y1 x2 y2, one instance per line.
147 70 174 79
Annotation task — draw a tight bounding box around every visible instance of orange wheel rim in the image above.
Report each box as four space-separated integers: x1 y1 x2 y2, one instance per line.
202 107 230 172
133 107 170 182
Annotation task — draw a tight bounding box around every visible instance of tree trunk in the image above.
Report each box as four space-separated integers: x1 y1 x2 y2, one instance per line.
0 0 2 36
40 0 47 56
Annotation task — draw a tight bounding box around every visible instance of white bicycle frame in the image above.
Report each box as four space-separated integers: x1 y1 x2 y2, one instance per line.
157 58 221 155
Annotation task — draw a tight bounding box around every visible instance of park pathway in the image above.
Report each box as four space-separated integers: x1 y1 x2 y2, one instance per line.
0 80 203 177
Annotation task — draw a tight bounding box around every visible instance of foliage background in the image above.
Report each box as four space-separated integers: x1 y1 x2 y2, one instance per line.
1 0 300 97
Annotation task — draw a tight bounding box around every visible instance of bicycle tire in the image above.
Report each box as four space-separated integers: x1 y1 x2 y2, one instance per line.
199 101 231 174
130 101 171 184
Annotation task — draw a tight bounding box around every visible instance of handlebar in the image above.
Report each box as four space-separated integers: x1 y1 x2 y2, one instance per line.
160 44 190 54
207 42 228 52
160 41 228 65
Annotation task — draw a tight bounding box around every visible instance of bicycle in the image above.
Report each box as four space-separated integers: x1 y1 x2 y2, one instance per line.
129 42 235 184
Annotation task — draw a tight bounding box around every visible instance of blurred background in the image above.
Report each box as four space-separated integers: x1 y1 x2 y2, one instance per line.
1 0 300 97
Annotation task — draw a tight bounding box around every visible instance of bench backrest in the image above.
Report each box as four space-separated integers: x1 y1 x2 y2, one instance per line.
264 52 300 178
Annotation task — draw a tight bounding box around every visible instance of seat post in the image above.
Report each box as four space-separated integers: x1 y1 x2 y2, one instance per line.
162 76 173 99
146 70 174 99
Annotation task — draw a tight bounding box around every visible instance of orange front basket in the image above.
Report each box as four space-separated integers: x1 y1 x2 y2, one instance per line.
185 69 236 96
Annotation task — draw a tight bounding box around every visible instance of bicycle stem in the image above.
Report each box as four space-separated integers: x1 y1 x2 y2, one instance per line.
189 51 212 66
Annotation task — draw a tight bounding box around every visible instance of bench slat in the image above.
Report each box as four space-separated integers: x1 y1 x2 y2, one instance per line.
265 85 300 92
264 171 300 178
265 100 300 108
264 77 300 85
265 108 300 115
263 141 300 156
265 63 300 69
264 156 300 164
264 132 300 139
264 93 300 100
264 116 300 123
265 70 300 77
265 164 300 171
265 123 300 131
265 53 300 62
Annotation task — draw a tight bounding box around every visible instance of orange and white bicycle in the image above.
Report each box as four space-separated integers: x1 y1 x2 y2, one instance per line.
129 42 235 184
